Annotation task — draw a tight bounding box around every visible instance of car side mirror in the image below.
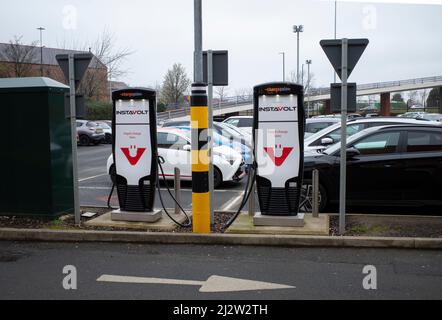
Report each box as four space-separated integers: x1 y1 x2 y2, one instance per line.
321 137 334 146
182 144 191 152
346 147 361 159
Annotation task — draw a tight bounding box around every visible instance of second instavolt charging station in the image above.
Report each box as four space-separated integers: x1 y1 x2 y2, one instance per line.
253 82 305 227
111 88 162 222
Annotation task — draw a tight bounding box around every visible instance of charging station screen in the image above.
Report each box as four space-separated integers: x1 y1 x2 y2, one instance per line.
115 99 152 185
256 94 300 188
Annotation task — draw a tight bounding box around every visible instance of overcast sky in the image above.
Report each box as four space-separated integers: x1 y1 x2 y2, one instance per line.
1 0 441 94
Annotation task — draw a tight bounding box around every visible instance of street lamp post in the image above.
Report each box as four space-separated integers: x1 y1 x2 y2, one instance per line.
306 59 312 118
278 52 285 82
334 1 337 83
293 25 304 84
37 27 45 77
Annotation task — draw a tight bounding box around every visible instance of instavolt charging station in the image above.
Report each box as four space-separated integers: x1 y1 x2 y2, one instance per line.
111 88 162 222
253 82 305 227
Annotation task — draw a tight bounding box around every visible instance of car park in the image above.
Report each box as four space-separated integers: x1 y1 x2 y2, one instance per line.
107 128 246 188
302 124 442 211
303 117 440 153
76 120 105 146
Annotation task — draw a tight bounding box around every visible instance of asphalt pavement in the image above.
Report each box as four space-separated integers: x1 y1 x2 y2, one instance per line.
78 144 251 211
0 241 441 300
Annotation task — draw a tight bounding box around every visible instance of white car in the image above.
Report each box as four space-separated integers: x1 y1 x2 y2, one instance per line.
223 116 253 135
304 117 441 153
107 128 246 188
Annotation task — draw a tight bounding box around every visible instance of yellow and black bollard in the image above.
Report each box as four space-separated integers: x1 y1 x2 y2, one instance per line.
191 83 211 234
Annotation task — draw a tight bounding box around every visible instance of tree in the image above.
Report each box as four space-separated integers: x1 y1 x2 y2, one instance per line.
419 89 430 108
407 90 419 107
60 30 133 100
215 86 229 103
160 63 191 105
289 69 315 90
392 93 404 102
426 88 440 108
1 36 38 77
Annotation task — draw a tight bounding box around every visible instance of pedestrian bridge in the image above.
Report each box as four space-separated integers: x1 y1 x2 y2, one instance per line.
158 75 442 121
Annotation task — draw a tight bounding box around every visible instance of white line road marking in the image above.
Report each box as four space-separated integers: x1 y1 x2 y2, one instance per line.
79 186 244 194
221 194 244 211
79 174 108 182
97 274 294 293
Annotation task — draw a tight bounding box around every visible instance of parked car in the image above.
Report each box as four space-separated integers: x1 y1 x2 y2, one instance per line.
96 121 113 144
216 121 253 147
223 116 253 135
305 118 341 135
162 120 253 164
397 112 428 119
416 113 442 122
107 128 246 188
302 124 442 211
303 117 441 153
175 126 253 165
76 120 105 146
163 120 252 147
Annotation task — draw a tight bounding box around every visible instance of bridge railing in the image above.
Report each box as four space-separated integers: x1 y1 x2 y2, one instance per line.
157 94 253 121
157 76 442 121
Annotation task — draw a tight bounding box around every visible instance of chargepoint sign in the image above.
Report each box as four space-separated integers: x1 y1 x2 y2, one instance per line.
115 99 152 185
256 95 300 186
112 89 158 213
254 83 305 216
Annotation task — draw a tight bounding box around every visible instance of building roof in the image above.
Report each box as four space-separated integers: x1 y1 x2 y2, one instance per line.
110 81 129 91
0 43 107 69
0 77 69 89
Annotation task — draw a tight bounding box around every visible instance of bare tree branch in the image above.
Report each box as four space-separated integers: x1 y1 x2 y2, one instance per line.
1 36 38 77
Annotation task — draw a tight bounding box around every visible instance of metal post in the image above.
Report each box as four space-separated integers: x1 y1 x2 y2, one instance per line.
279 52 285 82
174 167 181 215
191 84 210 234
207 50 215 225
297 32 300 83
69 54 81 226
194 0 203 83
339 38 348 235
37 27 45 77
306 60 311 119
334 1 337 83
249 178 256 217
312 169 319 218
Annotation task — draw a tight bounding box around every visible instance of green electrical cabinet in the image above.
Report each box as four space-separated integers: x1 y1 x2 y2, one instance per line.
0 77 74 216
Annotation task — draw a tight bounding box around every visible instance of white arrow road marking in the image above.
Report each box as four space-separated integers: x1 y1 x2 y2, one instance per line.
97 275 295 293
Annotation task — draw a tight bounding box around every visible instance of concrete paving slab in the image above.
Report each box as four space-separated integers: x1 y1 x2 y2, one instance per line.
226 213 329 236
254 212 305 227
85 210 190 231
111 210 163 223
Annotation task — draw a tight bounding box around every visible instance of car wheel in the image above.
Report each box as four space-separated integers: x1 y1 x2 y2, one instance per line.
110 165 116 184
299 179 327 213
214 167 222 189
79 135 90 146
105 134 112 144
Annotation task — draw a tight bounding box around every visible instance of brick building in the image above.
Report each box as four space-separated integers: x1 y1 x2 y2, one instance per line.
0 43 110 102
